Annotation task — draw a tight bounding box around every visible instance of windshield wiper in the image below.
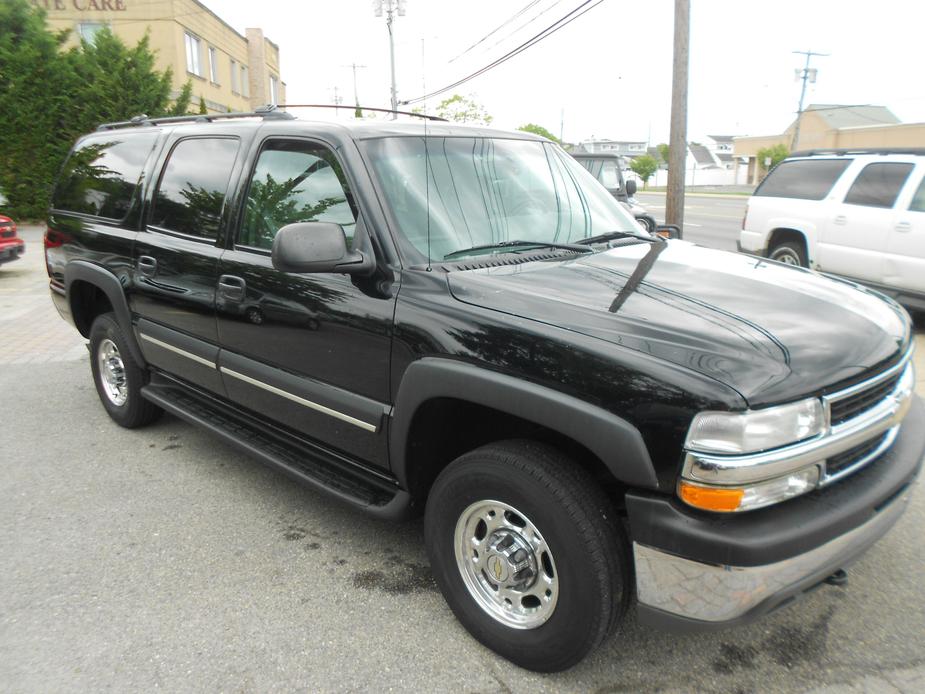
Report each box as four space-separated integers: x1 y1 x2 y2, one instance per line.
576 230 659 245
443 239 594 261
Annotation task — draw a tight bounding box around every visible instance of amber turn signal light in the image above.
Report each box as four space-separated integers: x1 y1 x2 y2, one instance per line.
678 481 744 512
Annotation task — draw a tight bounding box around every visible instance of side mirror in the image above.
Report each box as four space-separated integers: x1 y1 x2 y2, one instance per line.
271 222 375 275
655 224 682 240
625 179 637 196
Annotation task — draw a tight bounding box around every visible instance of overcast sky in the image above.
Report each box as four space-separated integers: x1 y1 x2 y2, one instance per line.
213 0 925 144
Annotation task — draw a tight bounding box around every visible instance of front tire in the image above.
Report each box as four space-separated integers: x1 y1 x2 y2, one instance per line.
425 440 629 672
89 313 162 428
769 240 808 267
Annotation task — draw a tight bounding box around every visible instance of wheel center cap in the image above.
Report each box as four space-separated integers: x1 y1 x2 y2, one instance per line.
486 554 510 583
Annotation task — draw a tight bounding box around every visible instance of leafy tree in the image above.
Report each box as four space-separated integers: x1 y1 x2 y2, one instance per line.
517 123 559 142
435 94 492 125
757 144 789 171
0 1 192 217
630 155 659 188
656 143 669 164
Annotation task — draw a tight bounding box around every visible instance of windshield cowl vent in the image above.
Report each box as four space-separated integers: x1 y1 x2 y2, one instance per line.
440 250 581 272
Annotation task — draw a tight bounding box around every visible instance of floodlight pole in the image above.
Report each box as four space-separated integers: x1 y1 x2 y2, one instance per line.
666 0 689 229
374 0 404 119
791 50 828 151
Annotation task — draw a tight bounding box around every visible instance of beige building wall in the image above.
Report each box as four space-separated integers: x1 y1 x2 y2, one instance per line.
733 112 925 185
33 0 285 114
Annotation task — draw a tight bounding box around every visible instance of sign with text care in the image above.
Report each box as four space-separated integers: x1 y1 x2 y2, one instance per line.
32 0 127 10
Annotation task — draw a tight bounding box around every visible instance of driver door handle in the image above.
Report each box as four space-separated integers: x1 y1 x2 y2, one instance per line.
894 221 912 233
833 215 847 225
218 274 246 301
137 255 157 277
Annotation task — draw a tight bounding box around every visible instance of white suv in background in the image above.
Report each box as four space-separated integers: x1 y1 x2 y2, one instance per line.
740 149 925 312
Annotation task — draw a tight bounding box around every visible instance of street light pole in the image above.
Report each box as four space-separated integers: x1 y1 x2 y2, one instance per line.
374 0 406 119
791 50 827 152
666 0 690 229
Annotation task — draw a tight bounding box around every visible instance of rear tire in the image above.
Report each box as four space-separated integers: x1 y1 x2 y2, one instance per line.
769 240 807 267
424 440 629 672
89 313 162 428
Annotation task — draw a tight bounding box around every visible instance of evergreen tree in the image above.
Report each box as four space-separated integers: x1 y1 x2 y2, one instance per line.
0 0 191 217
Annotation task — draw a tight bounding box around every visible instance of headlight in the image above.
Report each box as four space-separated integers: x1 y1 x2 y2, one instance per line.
678 466 820 513
684 398 825 455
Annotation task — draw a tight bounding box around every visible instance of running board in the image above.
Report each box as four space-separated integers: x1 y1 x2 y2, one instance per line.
141 378 412 520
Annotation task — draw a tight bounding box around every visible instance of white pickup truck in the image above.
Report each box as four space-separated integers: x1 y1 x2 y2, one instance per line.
739 149 925 312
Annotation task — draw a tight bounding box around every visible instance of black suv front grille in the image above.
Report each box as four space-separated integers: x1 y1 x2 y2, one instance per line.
829 371 901 426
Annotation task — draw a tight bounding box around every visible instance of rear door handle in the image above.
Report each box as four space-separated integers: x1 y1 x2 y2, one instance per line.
894 221 912 233
137 255 157 277
218 274 246 301
833 215 847 225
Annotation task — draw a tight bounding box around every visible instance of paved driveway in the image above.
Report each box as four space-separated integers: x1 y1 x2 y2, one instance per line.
2 225 923 692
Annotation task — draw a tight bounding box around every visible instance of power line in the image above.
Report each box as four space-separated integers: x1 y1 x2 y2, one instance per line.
467 0 568 61
447 0 544 63
402 0 603 105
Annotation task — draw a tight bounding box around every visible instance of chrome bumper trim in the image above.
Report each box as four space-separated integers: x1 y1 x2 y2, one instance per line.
634 489 910 623
683 360 915 486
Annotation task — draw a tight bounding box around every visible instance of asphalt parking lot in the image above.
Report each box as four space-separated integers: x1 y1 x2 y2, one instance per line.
2 225 924 693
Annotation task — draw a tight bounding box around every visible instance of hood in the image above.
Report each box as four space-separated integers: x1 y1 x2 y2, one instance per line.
447 241 910 407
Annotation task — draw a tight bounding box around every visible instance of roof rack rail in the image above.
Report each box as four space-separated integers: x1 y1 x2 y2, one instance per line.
278 103 448 122
96 104 295 131
791 147 925 157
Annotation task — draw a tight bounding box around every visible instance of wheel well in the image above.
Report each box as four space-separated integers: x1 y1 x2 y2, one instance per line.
402 398 624 508
768 228 807 255
69 280 114 337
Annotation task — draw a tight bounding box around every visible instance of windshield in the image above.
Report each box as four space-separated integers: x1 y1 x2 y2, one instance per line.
364 137 640 262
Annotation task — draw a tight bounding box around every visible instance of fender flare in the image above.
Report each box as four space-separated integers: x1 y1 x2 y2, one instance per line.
767 221 815 264
64 260 146 367
389 358 659 490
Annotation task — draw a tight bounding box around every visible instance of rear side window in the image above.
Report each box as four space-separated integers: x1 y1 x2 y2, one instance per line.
600 161 621 189
150 137 240 239
844 163 914 208
755 159 852 200
909 176 925 212
53 133 158 219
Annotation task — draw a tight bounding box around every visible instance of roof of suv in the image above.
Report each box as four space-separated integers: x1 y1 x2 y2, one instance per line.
789 148 925 158
95 112 545 142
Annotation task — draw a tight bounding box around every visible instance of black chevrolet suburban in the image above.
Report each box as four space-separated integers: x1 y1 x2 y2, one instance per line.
46 109 922 672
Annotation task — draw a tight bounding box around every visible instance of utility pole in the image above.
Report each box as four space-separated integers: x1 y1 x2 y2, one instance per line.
666 0 689 229
344 62 367 114
791 50 827 152
374 0 406 119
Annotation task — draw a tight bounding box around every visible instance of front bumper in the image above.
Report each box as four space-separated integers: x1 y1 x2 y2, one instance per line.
629 396 924 631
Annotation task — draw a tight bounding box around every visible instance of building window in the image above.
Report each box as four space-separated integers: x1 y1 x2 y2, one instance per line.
208 46 219 83
241 65 249 97
269 75 279 104
185 32 202 76
78 22 107 44
230 59 239 94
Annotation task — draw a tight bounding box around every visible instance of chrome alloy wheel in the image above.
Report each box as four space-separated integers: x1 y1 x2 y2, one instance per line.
97 338 128 406
772 248 801 265
454 500 559 629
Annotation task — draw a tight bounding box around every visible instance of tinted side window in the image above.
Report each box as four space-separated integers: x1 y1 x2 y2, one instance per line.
909 175 925 212
755 159 852 200
150 137 239 239
239 140 357 250
844 163 914 208
53 133 158 219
